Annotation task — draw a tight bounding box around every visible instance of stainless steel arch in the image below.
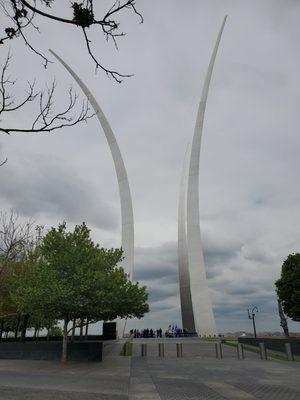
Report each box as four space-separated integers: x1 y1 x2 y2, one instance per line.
50 50 134 338
178 145 195 332
186 17 227 337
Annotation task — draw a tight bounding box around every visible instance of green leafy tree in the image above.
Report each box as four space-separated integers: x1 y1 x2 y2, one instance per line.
0 255 39 341
27 313 58 340
0 316 19 339
48 325 63 337
0 220 56 341
13 222 148 363
276 253 300 322
0 258 25 339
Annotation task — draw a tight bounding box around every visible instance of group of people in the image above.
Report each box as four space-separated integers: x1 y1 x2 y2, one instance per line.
129 324 194 338
129 328 163 338
165 326 190 337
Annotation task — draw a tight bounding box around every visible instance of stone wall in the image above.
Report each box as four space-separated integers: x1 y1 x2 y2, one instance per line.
0 341 103 362
0 335 103 342
238 337 300 356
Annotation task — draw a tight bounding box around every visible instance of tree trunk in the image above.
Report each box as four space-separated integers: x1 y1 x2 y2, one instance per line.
61 318 69 364
71 318 76 342
278 300 289 337
80 320 84 340
85 321 89 340
14 316 20 339
20 314 30 343
0 320 4 342
33 327 38 339
34 327 40 343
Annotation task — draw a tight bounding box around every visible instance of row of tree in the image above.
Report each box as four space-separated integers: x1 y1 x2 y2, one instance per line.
0 212 149 362
0 314 62 341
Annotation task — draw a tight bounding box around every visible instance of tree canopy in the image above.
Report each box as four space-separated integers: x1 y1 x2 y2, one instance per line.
275 253 300 322
0 220 149 362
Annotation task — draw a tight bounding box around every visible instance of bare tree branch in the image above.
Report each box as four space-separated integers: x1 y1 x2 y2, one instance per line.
0 210 34 273
0 158 8 166
0 52 37 116
19 0 78 25
0 0 143 82
82 27 132 82
0 53 95 135
0 211 45 275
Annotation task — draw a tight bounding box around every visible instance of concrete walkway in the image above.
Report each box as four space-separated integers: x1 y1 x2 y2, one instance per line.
0 340 299 399
136 356 300 400
0 342 130 400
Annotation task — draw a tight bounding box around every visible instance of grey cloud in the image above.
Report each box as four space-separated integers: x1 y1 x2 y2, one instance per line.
147 285 178 303
150 301 178 312
206 268 222 280
132 228 286 332
133 242 178 282
228 287 257 296
241 244 276 264
133 266 177 282
134 235 240 284
0 154 117 230
131 243 180 324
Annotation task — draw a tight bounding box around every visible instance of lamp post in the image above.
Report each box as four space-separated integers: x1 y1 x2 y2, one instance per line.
248 306 258 338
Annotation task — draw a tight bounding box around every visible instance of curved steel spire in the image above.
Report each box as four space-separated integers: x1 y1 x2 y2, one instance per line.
178 144 195 332
50 50 134 337
185 17 227 336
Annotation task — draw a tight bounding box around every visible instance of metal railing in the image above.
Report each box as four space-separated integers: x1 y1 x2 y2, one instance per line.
132 341 295 361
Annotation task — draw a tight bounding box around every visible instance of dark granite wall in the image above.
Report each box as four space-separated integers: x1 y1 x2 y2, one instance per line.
0 341 103 362
0 335 103 342
238 337 300 356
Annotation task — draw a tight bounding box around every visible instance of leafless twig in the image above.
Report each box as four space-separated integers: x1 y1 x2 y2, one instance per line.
0 158 8 166
0 53 95 135
0 0 143 82
0 210 34 273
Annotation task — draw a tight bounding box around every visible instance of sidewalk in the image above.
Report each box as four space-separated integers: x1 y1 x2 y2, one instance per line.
0 339 299 399
0 342 130 400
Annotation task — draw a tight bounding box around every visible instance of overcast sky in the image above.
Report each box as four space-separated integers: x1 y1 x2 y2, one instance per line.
1 0 300 334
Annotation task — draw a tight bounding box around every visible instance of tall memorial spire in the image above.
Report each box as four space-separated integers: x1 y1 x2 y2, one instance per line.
179 17 227 336
50 50 134 338
178 145 195 332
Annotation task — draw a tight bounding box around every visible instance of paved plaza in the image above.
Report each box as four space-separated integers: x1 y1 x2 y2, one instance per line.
0 339 299 399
